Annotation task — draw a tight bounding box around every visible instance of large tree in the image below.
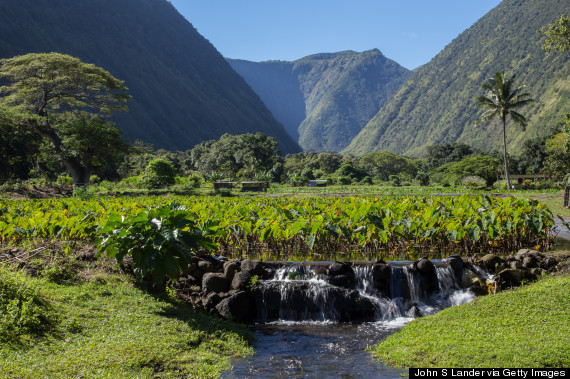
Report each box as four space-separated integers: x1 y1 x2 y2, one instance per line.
0 53 129 185
475 72 534 190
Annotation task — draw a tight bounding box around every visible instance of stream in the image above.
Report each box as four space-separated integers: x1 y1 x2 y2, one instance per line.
223 259 480 378
223 321 408 378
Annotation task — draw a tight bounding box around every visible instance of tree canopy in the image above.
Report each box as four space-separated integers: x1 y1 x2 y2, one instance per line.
0 53 130 185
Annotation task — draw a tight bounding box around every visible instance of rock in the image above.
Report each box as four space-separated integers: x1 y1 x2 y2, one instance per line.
262 267 275 280
198 260 217 273
202 292 221 311
522 256 538 269
231 270 253 291
468 285 488 297
313 266 328 276
406 305 423 318
241 259 265 276
495 269 536 287
188 264 205 282
223 261 240 282
328 274 355 289
514 249 537 261
201 273 230 294
544 257 558 269
530 268 547 276
255 281 376 322
481 254 505 273
509 261 523 270
216 291 257 323
372 279 390 297
328 262 353 277
416 258 435 274
371 263 391 282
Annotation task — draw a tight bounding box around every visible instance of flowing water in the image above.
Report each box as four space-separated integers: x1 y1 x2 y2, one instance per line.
224 260 482 378
223 321 408 378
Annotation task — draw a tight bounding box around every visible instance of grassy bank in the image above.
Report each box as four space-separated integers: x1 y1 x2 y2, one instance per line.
0 264 253 378
374 274 570 368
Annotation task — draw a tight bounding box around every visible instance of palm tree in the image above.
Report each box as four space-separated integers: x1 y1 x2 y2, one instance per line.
475 71 534 190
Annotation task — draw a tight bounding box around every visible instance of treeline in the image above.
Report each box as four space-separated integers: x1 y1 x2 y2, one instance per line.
2 124 568 190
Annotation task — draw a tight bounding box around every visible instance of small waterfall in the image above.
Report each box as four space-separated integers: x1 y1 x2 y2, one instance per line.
254 260 487 323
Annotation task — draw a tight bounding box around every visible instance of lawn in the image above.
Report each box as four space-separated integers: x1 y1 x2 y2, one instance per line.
0 264 253 378
374 274 570 368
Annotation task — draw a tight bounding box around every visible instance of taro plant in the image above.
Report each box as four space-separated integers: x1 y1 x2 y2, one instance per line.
95 203 216 285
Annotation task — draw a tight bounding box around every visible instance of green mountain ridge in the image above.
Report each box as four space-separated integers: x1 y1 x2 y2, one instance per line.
343 0 570 157
228 49 411 152
0 0 300 154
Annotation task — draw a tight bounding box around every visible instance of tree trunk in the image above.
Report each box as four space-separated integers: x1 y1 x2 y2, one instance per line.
30 118 90 186
61 158 90 187
502 115 512 190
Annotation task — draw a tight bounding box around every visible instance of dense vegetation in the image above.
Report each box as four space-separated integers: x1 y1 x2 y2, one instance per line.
228 49 411 152
0 0 300 154
344 0 570 157
375 274 570 368
0 195 554 266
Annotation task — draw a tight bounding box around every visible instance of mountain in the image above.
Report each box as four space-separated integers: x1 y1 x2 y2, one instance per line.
0 0 300 154
228 49 411 152
344 0 570 157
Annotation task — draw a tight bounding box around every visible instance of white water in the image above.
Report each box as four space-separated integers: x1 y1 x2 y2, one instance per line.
257 261 479 323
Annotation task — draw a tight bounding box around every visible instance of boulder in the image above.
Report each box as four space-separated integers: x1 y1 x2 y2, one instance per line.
223 261 240 282
254 281 376 322
188 264 205 282
481 254 505 273
468 285 488 297
509 261 523 270
216 291 257 323
371 263 391 282
241 259 265 276
522 255 538 269
416 258 435 274
198 260 217 273
328 262 353 277
312 266 328 276
202 273 230 294
530 268 547 276
231 270 253 291
495 269 536 287
202 292 221 311
442 255 464 282
543 257 558 269
514 249 537 261
328 274 355 289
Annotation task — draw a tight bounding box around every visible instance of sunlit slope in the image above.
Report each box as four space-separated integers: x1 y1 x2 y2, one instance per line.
344 0 570 157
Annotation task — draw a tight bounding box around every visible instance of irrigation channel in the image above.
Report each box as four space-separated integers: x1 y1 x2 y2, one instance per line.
223 258 489 378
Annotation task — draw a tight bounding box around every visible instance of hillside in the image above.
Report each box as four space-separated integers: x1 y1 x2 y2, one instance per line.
0 0 300 153
344 0 570 157
229 50 411 152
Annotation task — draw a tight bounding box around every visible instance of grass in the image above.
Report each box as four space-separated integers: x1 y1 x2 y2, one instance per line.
374 274 570 368
0 264 253 378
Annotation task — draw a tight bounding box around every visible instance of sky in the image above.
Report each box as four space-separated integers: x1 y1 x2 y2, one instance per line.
168 0 502 70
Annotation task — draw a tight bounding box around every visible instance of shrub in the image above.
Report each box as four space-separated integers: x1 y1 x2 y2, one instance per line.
96 203 216 286
55 175 73 188
416 172 430 186
0 268 48 340
461 176 486 188
389 175 401 186
337 176 352 185
140 158 176 189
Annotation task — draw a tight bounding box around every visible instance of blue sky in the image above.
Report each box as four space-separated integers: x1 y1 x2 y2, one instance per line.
169 0 502 70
